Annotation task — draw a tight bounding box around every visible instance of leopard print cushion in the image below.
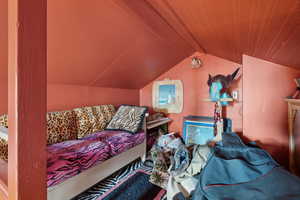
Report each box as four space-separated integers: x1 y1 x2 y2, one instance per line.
47 110 78 145
0 138 8 161
73 107 98 138
0 114 8 128
92 105 116 131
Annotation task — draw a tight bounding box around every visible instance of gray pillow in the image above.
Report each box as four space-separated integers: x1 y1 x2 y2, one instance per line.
106 105 147 134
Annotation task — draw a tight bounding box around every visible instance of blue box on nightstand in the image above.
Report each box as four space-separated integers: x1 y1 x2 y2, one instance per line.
183 116 232 145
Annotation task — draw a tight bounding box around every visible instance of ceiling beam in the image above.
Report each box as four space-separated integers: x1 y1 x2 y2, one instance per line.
145 0 206 53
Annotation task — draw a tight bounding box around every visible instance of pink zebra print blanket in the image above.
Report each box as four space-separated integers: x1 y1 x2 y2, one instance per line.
47 131 145 187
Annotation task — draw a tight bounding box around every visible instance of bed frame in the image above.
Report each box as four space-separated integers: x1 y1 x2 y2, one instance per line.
47 117 148 200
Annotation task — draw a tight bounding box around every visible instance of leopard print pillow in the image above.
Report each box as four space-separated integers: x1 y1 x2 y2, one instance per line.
92 105 115 131
0 114 8 128
0 138 8 161
47 110 78 145
73 107 98 138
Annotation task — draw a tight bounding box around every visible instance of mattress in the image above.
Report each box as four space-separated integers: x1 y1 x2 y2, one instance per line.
81 130 146 156
47 139 111 187
47 131 146 187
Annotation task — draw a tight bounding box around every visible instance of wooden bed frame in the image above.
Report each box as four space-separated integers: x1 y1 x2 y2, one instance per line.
47 117 148 200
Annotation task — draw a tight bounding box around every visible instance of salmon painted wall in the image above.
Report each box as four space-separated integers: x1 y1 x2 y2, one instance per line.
140 52 243 134
47 84 139 112
0 84 139 114
243 55 300 166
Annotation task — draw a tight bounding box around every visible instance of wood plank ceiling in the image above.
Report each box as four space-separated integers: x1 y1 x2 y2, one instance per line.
147 0 300 68
1 0 300 89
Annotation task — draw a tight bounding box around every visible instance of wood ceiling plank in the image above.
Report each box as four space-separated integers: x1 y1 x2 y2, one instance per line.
145 0 205 52
153 0 300 68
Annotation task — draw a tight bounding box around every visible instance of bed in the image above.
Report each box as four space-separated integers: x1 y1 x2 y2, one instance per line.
0 104 148 200
192 132 300 200
47 131 147 200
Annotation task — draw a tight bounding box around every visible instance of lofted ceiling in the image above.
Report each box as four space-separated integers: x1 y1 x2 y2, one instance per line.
146 0 300 68
1 0 300 89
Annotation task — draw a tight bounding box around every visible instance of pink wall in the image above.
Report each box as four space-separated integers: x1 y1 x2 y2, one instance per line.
243 55 300 166
47 84 139 111
0 84 139 114
140 52 243 134
0 81 7 115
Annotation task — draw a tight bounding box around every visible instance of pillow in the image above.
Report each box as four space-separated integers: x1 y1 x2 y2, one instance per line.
0 138 8 161
92 105 116 132
0 114 8 128
0 127 8 141
47 110 78 145
106 105 148 134
73 107 98 138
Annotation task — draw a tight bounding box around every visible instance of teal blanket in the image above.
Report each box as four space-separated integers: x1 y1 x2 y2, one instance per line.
192 132 300 200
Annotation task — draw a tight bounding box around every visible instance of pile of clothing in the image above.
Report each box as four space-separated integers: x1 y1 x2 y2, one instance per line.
150 133 211 200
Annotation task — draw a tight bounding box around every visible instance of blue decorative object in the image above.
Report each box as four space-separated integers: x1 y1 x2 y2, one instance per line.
209 82 223 101
220 92 231 106
183 116 232 145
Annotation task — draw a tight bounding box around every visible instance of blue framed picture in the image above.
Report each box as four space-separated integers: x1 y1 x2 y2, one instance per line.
153 80 183 113
158 84 176 105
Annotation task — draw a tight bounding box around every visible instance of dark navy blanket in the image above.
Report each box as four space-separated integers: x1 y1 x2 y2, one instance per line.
192 132 300 200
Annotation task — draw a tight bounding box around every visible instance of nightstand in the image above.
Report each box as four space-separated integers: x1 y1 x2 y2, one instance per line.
146 117 172 151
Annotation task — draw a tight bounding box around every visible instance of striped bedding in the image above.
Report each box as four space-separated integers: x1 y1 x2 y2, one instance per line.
47 131 145 187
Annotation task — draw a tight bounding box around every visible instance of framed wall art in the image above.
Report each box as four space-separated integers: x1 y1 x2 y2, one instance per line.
152 79 183 113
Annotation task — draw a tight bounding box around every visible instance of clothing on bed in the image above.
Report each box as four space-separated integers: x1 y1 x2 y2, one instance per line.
192 132 300 200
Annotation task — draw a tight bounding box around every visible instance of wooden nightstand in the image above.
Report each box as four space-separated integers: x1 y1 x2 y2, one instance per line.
146 118 172 149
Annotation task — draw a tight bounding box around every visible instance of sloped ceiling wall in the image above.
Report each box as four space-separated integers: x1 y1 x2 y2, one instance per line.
0 0 194 89
1 0 300 89
147 0 300 68
47 0 194 89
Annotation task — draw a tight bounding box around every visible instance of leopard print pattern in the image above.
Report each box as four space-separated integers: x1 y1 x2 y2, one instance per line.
0 114 9 161
92 105 115 131
0 114 8 128
0 105 116 160
0 138 8 161
73 107 98 138
47 110 78 145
